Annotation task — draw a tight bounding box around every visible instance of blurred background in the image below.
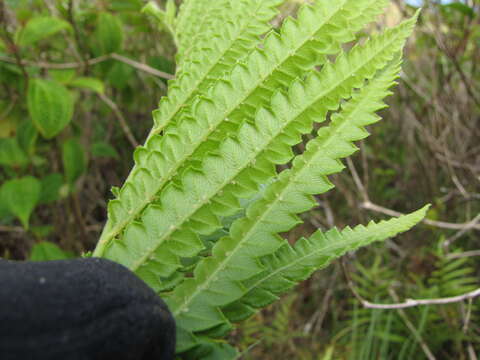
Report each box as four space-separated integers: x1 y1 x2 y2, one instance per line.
0 0 479 358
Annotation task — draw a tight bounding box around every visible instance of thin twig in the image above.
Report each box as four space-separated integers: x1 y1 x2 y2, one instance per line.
361 287 480 309
446 250 480 260
342 260 480 310
110 53 174 80
97 93 139 148
342 260 437 359
347 158 480 231
346 158 368 201
442 213 480 248
0 53 174 80
389 289 436 360
0 225 24 233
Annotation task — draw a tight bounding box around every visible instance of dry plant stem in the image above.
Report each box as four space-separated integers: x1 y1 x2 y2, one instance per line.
0 225 24 233
0 53 174 80
97 93 139 148
342 260 437 360
347 157 480 231
442 213 480 248
342 259 480 309
446 250 480 260
389 289 436 360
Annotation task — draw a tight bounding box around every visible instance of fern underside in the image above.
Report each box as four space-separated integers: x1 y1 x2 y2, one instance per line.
94 0 423 357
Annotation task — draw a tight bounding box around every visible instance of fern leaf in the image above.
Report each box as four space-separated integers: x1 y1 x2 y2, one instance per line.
166 37 418 332
158 0 283 130
223 206 430 322
223 0 390 129
101 16 417 294
174 0 205 56
175 0 232 65
93 0 396 258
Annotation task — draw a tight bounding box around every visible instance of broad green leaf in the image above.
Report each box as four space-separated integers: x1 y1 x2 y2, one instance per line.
91 141 119 159
62 139 87 184
0 188 12 219
107 62 134 90
0 176 41 229
95 12 124 54
69 77 105 94
0 138 28 167
16 120 38 155
29 242 72 261
182 341 238 360
39 173 64 204
50 69 77 84
16 16 71 47
27 79 74 139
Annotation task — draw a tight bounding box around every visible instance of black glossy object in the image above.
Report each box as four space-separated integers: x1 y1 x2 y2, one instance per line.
0 257 176 360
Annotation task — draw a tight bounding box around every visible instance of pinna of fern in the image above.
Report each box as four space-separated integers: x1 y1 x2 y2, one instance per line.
92 1 424 358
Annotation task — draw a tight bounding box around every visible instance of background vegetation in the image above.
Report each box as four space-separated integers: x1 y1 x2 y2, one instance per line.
0 0 478 358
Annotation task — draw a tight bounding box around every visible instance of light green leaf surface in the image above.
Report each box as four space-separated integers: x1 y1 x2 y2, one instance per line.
16 16 71 47
62 139 87 184
0 176 41 229
29 242 72 261
69 77 105 94
27 79 74 139
95 12 124 54
0 138 28 167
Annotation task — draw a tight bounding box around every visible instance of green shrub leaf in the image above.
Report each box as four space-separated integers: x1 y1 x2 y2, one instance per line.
27 79 74 139
29 242 72 261
91 141 119 159
0 176 41 229
16 120 38 155
0 138 28 167
39 173 64 204
95 12 124 54
16 16 71 47
68 77 105 94
62 139 87 184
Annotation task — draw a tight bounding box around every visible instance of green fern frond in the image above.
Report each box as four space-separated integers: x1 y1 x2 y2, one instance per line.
175 0 280 73
429 251 478 297
174 0 208 56
166 44 419 333
91 1 425 356
175 0 232 65
223 0 390 129
222 206 429 322
92 0 393 258
99 16 417 295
